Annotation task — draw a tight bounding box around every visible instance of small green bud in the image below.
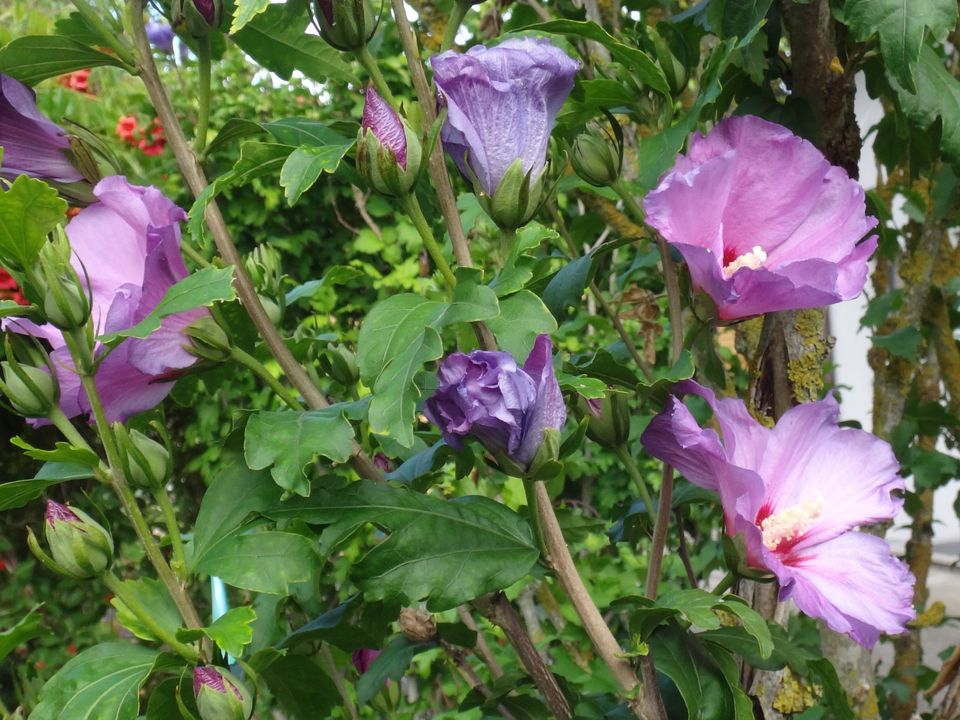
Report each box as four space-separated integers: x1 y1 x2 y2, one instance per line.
116 425 171 491
39 500 113 579
0 361 57 417
173 0 224 37
258 294 283 326
571 127 622 187
577 392 631 450
244 245 284 295
321 343 359 386
184 316 232 363
36 238 90 331
194 666 254 720
315 0 378 51
650 27 688 96
480 159 545 230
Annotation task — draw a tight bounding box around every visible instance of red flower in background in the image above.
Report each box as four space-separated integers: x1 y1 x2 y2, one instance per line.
116 115 166 156
59 69 92 94
116 115 138 144
0 269 27 306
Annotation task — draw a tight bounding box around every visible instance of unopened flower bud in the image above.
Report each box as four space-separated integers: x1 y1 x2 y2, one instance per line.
351 648 381 674
577 392 630 450
244 245 283 295
36 238 90 331
320 343 359 387
571 124 622 187
258 294 283 326
173 0 223 36
315 0 378 51
479 158 545 230
194 666 253 720
116 425 171 491
356 86 422 197
398 608 436 642
650 27 687 96
36 500 113 579
0 361 57 417
185 316 232 363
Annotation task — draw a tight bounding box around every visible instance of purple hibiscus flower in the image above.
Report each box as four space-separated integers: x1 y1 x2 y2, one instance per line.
429 38 579 198
8 176 206 423
641 380 915 647
425 334 566 470
0 73 82 184
145 22 176 54
643 115 877 322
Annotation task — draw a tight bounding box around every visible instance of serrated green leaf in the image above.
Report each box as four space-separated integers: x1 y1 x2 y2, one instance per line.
872 325 923 360
229 0 272 33
890 45 960 164
0 175 66 269
845 0 957 93
177 606 256 658
244 408 356 496
195 530 316 595
10 437 100 467
268 480 539 610
279 143 354 206
98 266 236 342
30 643 159 720
486 290 557 359
0 35 127 85
110 578 182 643
0 462 93 511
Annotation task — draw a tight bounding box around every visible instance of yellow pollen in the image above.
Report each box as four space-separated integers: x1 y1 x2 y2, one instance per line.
723 245 767 278
760 498 823 551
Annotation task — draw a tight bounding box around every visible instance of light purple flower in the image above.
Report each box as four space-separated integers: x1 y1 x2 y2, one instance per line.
643 115 877 322
8 176 205 423
429 38 579 196
362 85 407 169
425 334 566 470
640 380 914 647
0 73 82 184
145 22 176 54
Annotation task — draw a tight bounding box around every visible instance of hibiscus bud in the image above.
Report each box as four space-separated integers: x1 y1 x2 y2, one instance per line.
194 666 253 720
244 245 283 296
425 335 566 473
320 343 359 386
315 0 378 51
0 361 57 417
258 294 283 325
351 648 381 674
649 27 687 96
173 0 223 36
115 425 171 491
185 316 232 363
35 500 113 579
398 608 436 642
481 158 545 230
356 86 422 197
577 392 630 450
36 237 90 331
571 123 622 188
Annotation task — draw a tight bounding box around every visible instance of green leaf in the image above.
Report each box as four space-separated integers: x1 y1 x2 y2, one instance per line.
230 0 271 33
369 327 443 447
110 578 182 643
280 143 354 206
269 480 539 610
0 462 93 511
520 20 670 96
285 265 365 305
872 325 923 360
486 290 558 359
890 45 960 164
244 408 356 496
0 299 36 317
808 658 855 720
357 636 430 704
178 607 257 658
231 3 356 85
542 255 593 320
10 437 99 467
30 642 160 720
0 35 127 85
195 529 316 595
204 118 267 156
845 0 957 93
265 118 355 147
258 652 339 719
656 588 723 629
716 596 773 659
0 175 66 269
712 0 774 39
0 605 47 663
98 266 236 343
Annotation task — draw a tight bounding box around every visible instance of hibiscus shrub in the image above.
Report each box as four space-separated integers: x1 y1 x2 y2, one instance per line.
0 1 958 719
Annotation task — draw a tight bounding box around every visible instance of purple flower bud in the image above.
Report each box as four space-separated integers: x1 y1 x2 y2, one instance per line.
0 73 83 184
145 22 175 53
316 0 334 24
351 648 381 674
643 115 878 322
39 500 113 578
362 86 407 169
193 0 216 26
425 335 566 470
194 666 252 720
45 499 79 525
430 39 579 198
314 0 377 51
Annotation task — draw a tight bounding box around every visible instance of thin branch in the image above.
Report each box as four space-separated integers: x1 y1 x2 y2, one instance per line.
440 639 517 720
457 605 504 679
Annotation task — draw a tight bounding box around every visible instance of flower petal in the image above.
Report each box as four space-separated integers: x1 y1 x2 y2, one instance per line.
516 334 566 467
772 532 914 648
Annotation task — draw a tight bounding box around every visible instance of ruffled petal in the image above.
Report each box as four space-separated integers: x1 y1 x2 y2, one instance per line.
516 334 566 467
772 532 914 648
